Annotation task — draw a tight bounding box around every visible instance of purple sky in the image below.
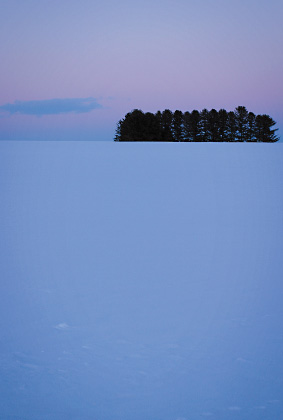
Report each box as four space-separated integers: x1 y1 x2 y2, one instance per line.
1 0 282 141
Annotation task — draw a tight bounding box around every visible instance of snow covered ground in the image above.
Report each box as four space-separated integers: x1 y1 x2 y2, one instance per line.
0 142 283 420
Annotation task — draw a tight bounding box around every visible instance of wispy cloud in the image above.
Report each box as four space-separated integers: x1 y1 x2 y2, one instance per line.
54 322 70 330
228 406 241 411
0 97 102 116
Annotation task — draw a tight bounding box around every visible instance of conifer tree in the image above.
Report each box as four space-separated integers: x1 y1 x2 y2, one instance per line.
200 109 209 142
218 109 229 142
119 109 145 141
247 112 256 142
255 114 279 142
207 109 219 142
142 112 160 141
155 110 162 136
161 109 174 141
183 110 201 141
183 111 192 141
172 110 184 142
227 111 237 142
191 110 201 141
235 106 249 141
114 119 122 141
114 107 279 142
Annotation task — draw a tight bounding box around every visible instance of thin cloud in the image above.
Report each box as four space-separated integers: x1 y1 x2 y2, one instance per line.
228 406 241 411
0 97 103 116
54 322 70 330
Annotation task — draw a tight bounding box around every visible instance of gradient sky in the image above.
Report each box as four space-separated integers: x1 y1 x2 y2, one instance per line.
0 0 282 141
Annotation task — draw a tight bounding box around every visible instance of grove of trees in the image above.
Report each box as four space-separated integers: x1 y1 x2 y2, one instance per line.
114 107 279 142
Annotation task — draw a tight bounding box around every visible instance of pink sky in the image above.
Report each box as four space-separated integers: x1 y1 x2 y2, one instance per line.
0 0 282 140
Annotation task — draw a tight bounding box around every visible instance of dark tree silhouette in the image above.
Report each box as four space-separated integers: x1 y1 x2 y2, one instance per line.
227 111 237 142
200 109 209 142
114 107 279 142
114 119 122 142
183 110 201 141
183 111 192 141
207 109 219 142
118 109 144 141
155 110 162 137
161 109 174 141
117 109 161 141
191 110 202 142
235 106 249 141
218 109 229 142
255 114 279 142
172 110 184 142
143 112 161 141
247 112 256 142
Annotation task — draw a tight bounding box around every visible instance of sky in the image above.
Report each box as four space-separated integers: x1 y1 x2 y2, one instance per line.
1 142 283 420
0 0 282 141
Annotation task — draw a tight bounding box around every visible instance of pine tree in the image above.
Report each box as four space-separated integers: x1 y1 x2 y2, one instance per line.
227 111 237 142
144 112 161 141
161 109 174 141
190 110 201 141
207 109 219 142
183 111 192 141
235 106 249 141
155 110 162 138
247 112 256 142
255 114 279 142
172 110 184 142
218 109 228 142
200 109 209 142
183 111 202 141
119 109 145 141
114 107 279 142
114 119 122 141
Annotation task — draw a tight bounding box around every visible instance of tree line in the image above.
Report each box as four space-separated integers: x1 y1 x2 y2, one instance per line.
114 107 279 142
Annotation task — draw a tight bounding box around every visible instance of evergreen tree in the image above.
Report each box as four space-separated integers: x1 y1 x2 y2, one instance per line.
119 109 145 141
191 110 201 141
235 106 249 141
207 109 219 142
161 109 174 141
172 110 184 142
227 111 237 142
255 114 279 142
183 111 192 141
218 109 228 142
200 109 209 142
143 112 161 141
155 110 162 137
114 107 279 142
114 119 122 141
183 110 201 141
247 112 256 142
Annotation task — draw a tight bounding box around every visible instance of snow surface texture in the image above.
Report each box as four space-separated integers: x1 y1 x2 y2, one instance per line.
0 142 282 420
